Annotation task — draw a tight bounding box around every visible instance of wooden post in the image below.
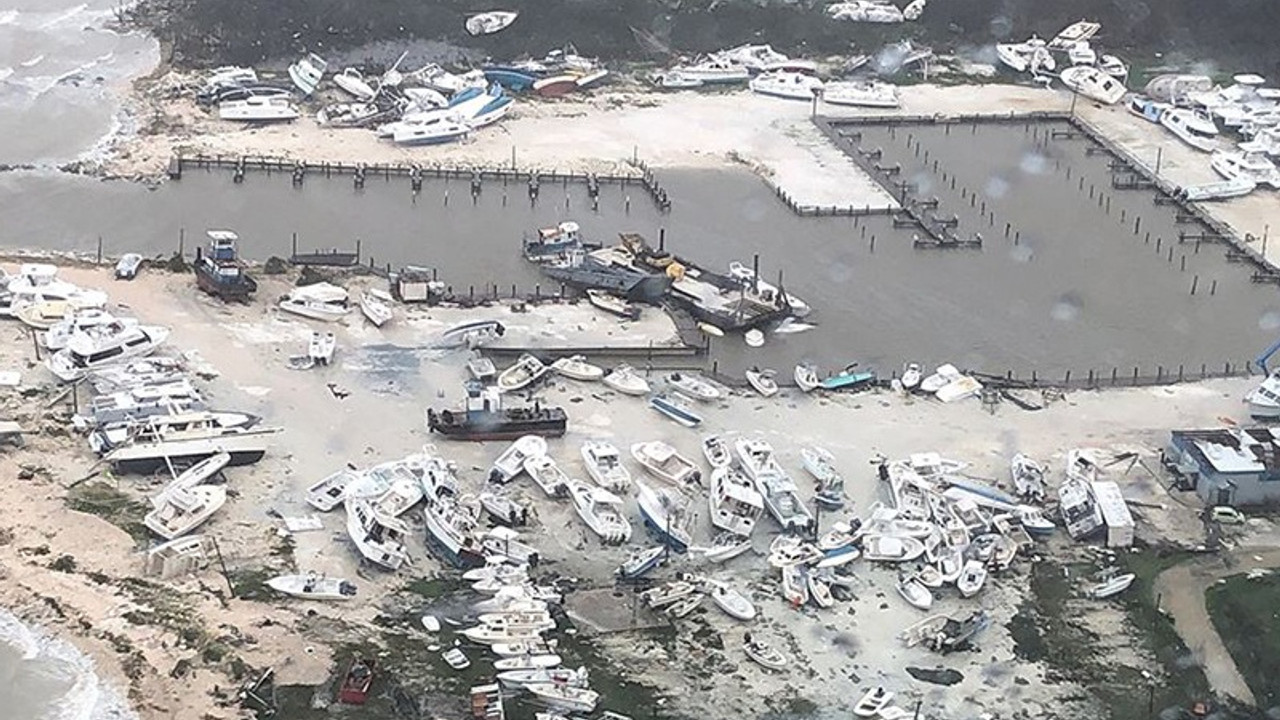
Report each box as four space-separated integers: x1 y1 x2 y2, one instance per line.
211 537 235 598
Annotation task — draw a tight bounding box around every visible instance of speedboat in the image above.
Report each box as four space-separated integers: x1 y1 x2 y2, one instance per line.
748 71 824 101
333 68 377 100
523 455 572 498
550 355 603 382
1059 65 1126 105
701 435 732 469
267 573 358 601
1048 19 1101 50
664 372 720 402
603 364 650 395
287 52 328 96
567 480 632 545
901 362 922 390
822 80 900 108
580 440 631 492
497 354 550 393
1159 107 1219 152
1067 40 1096 66
466 10 518 36
392 116 469 146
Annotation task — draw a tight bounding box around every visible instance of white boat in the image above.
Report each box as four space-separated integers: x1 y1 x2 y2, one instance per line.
462 562 528 584
438 319 506 348
462 625 544 645
279 282 350 322
1089 572 1136 599
670 57 750 85
651 70 704 89
497 354 550 393
749 71 824 101
1180 177 1258 201
896 575 933 610
618 546 666 578
603 364 650 395
727 261 811 316
902 0 925 20
152 452 231 504
550 355 604 382
1060 65 1126 105
754 473 813 532
631 441 702 486
823 80 900 108
466 10 518 36
744 329 765 348
480 527 542 565
46 324 169 382
635 481 694 552
794 364 820 393
489 435 548 484
701 435 732 469
743 636 787 670
585 289 639 319
717 44 816 75
267 573 358 600
996 37 1054 74
333 68 377 100
99 414 278 474
580 440 631 492
666 594 702 618
345 497 410 570
468 355 497 382
1067 40 1096 66
781 564 808 606
1048 19 1101 50
919 363 960 393
826 1 905 23
1160 107 1219 152
901 362 922 390
443 648 470 670
956 559 988 598
801 446 840 484
664 372 720 402
392 116 470 146
491 639 555 657
1212 149 1280 189
936 374 983 403
709 583 756 620
308 331 336 366
496 667 589 689
523 455 571 498
649 393 703 428
734 437 783 481
1009 454 1046 502
745 367 778 397
1246 368 1280 418
114 253 143 280
854 687 894 717
861 534 926 562
359 289 394 327
479 492 527 526
1099 54 1128 78
43 309 135 351
525 683 599 713
15 300 78 330
287 52 327 95
702 532 753 563
708 466 764 537
807 572 834 608
219 96 299 122
567 480 632 544
643 581 697 608
144 485 226 540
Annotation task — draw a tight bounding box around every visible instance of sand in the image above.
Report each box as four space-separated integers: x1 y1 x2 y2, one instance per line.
0 258 1275 719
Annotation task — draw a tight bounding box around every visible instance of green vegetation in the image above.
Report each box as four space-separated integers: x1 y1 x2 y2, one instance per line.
1206 572 1280 708
66 482 151 545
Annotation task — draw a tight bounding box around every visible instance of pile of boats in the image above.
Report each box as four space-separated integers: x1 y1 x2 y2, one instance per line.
996 20 1129 104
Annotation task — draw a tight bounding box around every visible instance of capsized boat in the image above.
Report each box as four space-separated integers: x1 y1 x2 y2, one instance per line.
580 440 631 492
827 1 905 23
267 573 358 600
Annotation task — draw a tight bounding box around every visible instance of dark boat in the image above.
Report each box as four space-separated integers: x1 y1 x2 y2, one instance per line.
426 384 566 441
195 230 257 302
541 246 671 302
338 657 375 705
666 261 790 332
523 220 585 263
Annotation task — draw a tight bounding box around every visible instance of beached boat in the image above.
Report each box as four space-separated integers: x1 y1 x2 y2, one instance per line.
794 364 820 393
743 635 787 670
749 70 823 101
1212 149 1280 189
466 10 518 36
853 688 894 717
618 546 666 579
490 638 555 658
919 363 960 393
754 472 813 533
333 67 377 100
781 563 809 606
100 415 279 474
523 455 571 498
316 101 384 127
550 355 604 382
525 683 599 713
279 282 350 322
744 329 765 348
1160 107 1219 152
820 366 876 392
195 230 257 302
664 372 721 402
635 480 694 552
1089 572 1136 599
114 253 143 280
702 532 754 563
823 80 900 108
900 362 922 390
426 385 566 441
734 437 783 481
267 573 358 601
358 289 394 327
862 534 926 562
580 440 631 492
649 393 703 428
498 354 550 393
643 581 696 608
219 96 299 122
710 583 756 620
144 485 226 540
346 497 410 570
479 491 528 526
726 261 811 317
701 435 732 469
46 323 169 383
603 364 650 395
442 648 470 670
827 1 904 23
631 441 702 486
709 466 764 537
468 355 497 382
338 658 374 705
496 667 589 690
463 562 528 584
1009 454 1046 502
568 480 632 544
1060 65 1126 105
392 116 470 146
489 435 548 484
288 53 327 95
896 575 933 610
479 527 542 566
745 367 778 397
801 446 840 484
44 308 134 351
807 572 834 608
651 70 704 89
670 57 750 85
585 288 640 319
956 559 988 598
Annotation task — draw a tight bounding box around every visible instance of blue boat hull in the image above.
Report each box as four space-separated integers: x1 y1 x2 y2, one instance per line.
637 505 689 554
820 371 876 391
483 68 537 91
649 397 702 427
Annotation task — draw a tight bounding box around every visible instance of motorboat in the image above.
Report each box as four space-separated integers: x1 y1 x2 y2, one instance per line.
532 74 579 98
808 572 835 608
708 466 764 537
794 364 820 393
358 288 394 327
896 575 933 610
899 362 923 390
44 308 135 351
287 53 327 95
1017 506 1055 536
1099 54 1128 78
466 10 518 36
734 437 785 482
996 37 1054 74
1089 571 1136 599
267 573 358 601
710 583 756 620
333 68 377 100
195 230 257 302
93 409 259 455
585 289 640 320
603 364 650 395
567 480 632 544
278 282 350 322
308 332 336 366
826 1 905 23
1246 368 1280 419
745 367 779 397
618 546 666 579
754 472 813 532
488 435 548 484
392 116 469 145
668 57 750 85
861 534 926 562
1160 107 1219 152
317 102 384 128
468 355 497 382
497 354 550 393
716 44 817 75
1059 65 1126 105
523 455 572 498
854 687 894 718
635 480 694 552
702 532 754 563
651 70 704 89
631 441 702 486
73 381 203 431
46 324 170 383
307 468 360 512
524 683 599 713
664 372 720 402
956 559 988 597
701 435 732 469
745 329 765 348
523 220 582 259
496 667 589 690
1144 73 1214 104
114 253 143 280
649 393 703 428
920 363 960 393
1179 177 1258 201
580 440 631 492
480 526 543 566
490 638 555 657
780 564 808 605
748 71 824 101
642 581 696 608
1067 40 1096 66
437 319 505 348
726 261 810 316
219 96 299 122
801 446 840 485
479 491 528 526
144 485 226 540
550 355 604 382
1048 19 1101 50
823 80 900 108
743 636 787 670
1059 475 1103 540
1211 149 1280 189
1009 454 1046 502
1127 95 1168 123
346 496 411 570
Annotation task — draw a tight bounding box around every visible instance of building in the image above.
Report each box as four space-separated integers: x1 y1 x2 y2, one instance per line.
1165 427 1280 506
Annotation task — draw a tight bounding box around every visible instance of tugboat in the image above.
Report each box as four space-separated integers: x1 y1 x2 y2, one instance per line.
195 230 257 302
523 220 590 263
426 383 567 441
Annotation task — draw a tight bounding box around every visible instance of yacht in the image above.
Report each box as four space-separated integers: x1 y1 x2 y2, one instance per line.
995 37 1054 74
715 44 816 75
822 80 900 108
392 115 470 146
1059 66 1125 105
45 323 170 382
670 57 750 85
278 282 351 322
1211 149 1280 189
288 52 328 95
1159 108 1219 152
1246 369 1280 419
44 309 136 351
218 96 299 123
749 71 824 101
100 412 280 474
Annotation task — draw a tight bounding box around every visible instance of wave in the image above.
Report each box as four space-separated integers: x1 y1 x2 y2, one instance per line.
0 10 17 26
21 55 46 69
0 68 12 84
38 4 90 31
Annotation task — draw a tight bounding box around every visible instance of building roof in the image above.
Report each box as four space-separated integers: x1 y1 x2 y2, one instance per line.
1173 427 1280 475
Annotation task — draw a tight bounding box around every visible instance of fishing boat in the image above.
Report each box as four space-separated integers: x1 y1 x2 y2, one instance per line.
701 435 732 469
496 667 589 690
1160 107 1219 152
46 323 170 383
708 466 764 537
358 289 394 327
279 282 350 322
956 559 988 598
489 435 548 484
114 253 143 280
734 437 784 481
631 441 702 486
754 473 813 533
267 573 358 601
497 354 550 393
195 230 257 302
635 480 694 552
466 10 519 36
580 440 631 492
743 635 787 670
345 497 410 570
794 364 820 393
333 67 377 100
568 480 632 544
218 96 299 122
338 658 375 705
861 535 926 562
523 455 571 498
709 583 756 620
1060 65 1126 105
822 80 900 108
853 688 894 718
664 373 720 402
468 355 497 382
426 385 567 441
523 221 583 262
1009 454 1046 502
288 52 327 95
479 491 528 526
1088 571 1136 599
745 367 778 397
585 289 640 319
618 546 666 579
525 683 599 713
896 575 933 610
550 355 604 382
144 486 227 540
603 364 650 395
649 393 703 428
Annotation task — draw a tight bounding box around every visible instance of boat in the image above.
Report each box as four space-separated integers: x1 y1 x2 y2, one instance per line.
901 363 922 390
333 68 377 100
666 594 702 618
14 300 77 330
525 683 599 713
497 354 551 393
46 323 170 383
708 466 764 537
1160 107 1219 152
920 363 960 393
550 355 604 382
338 658 375 705
1089 572 1136 599
664 373 720 402
801 446 840 485
392 116 469 146
861 535 926 562
585 289 640 320
996 37 1054 74
480 526 543 566
896 575 933 610
462 562 528 584
580 440 631 492
44 308 135 351
466 10 518 36
218 96 299 122
649 393 703 428
468 355 497 382
853 687 894 717
149 452 231 503
749 70 823 101
635 480 694 552
541 246 672 302
794 364 820 393
308 332 336 366
1067 40 1096 66
701 435 732 469
463 625 544 645
346 497 410 570
1099 54 1129 78
496 667 589 690
438 319 506 348
651 70 704 89
823 80 899 108
744 329 765 348
489 435 548 484
533 74 579 98
287 52 327 95
1017 506 1055 536
745 367 778 397
1049 19 1101 50
479 492 528 526
195 230 257 301
603 364 650 395
1060 65 1126 105
267 573 358 601
669 57 750 85
709 583 756 620
618 546 666 579
726 261 811 317
642 581 696 607
279 282 350 322
717 44 816 74
114 253 143 280
568 481 632 544
1211 150 1280 189
631 441 701 486
1128 95 1167 122
100 415 279 474
820 366 876 392
743 635 787 670
144 486 226 540
358 289 394 327
702 532 754 563
827 1 905 23
956 559 988 598
734 437 783 480
754 472 813 533
1009 454 1046 502
523 221 583 262
491 639 556 657
523 455 571 498
807 572 834 608
426 385 567 441
442 648 470 670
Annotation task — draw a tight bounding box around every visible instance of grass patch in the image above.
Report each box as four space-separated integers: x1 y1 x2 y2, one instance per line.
1206 572 1280 708
66 482 151 545
403 576 463 599
227 567 276 602
116 577 207 649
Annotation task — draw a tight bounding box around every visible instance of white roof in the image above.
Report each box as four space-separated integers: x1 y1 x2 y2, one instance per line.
1090 481 1133 528
1192 434 1267 474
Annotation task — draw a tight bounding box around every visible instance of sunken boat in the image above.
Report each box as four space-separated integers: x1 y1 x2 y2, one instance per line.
426 383 567 441
195 230 258 302
539 242 671 302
